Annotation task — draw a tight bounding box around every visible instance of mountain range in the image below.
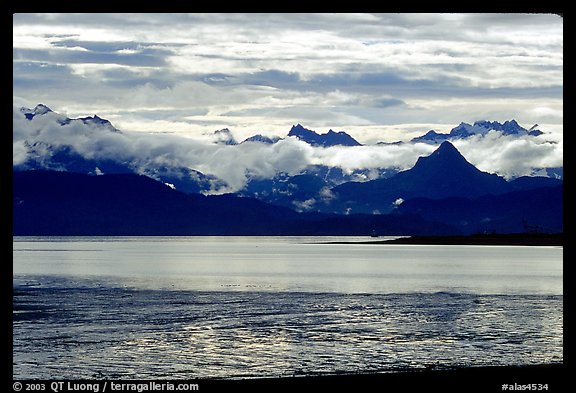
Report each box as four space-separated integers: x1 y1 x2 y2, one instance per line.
20 104 549 149
410 120 543 144
239 120 545 147
13 143 562 236
13 104 563 236
329 141 560 214
20 104 120 132
13 170 459 236
15 104 562 192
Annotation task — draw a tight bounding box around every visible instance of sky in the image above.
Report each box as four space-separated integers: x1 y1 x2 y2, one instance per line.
13 13 563 144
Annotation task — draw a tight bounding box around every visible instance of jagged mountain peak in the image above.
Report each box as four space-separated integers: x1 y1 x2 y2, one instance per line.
77 114 119 132
412 141 470 171
395 141 509 200
33 104 53 115
432 140 461 155
288 124 361 147
241 134 281 144
411 119 541 145
20 104 120 132
410 130 450 144
288 124 315 136
20 103 53 119
451 119 529 137
212 128 238 145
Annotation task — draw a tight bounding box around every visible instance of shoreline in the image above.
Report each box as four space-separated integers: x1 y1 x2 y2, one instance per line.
13 364 564 390
191 364 566 391
326 233 563 246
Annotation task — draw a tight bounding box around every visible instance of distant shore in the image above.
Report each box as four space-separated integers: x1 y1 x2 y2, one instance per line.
327 233 563 246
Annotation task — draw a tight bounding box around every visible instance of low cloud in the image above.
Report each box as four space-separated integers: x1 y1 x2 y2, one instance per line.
292 198 316 212
453 132 563 178
13 106 563 193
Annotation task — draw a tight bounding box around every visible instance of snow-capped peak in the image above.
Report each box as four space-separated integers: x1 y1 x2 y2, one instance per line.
33 104 53 115
20 104 53 120
213 128 238 145
451 120 530 137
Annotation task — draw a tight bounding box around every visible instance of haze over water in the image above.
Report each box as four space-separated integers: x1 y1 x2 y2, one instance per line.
13 237 563 379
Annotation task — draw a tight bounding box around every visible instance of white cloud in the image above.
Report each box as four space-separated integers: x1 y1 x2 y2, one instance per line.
319 187 336 201
13 13 563 144
453 132 563 179
309 143 435 171
13 14 562 187
14 106 562 192
292 198 316 212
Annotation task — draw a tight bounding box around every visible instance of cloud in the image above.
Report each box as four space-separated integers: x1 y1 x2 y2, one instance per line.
14 46 170 67
13 105 563 194
292 198 317 212
13 107 313 191
13 13 562 168
309 143 435 171
13 14 563 139
453 132 563 179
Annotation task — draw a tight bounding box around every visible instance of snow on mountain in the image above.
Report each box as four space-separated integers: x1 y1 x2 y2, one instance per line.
13 104 562 199
449 122 491 138
20 104 120 133
212 128 238 145
241 134 281 144
68 115 119 132
410 130 450 144
20 104 53 119
411 120 545 145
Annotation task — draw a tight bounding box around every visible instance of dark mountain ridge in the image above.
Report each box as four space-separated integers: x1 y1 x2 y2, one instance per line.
13 170 459 236
288 124 362 147
397 185 563 235
330 141 548 214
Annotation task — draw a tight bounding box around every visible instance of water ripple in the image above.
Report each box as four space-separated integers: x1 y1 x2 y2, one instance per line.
13 277 563 379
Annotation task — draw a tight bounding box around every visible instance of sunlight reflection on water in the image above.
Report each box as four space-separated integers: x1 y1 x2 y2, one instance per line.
13 237 563 379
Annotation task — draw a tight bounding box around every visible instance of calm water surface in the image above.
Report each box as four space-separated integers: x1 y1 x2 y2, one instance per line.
13 236 563 379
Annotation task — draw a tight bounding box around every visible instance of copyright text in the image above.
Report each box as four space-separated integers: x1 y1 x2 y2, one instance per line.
12 382 199 393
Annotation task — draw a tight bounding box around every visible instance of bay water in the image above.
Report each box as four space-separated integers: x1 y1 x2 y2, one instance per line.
13 236 563 379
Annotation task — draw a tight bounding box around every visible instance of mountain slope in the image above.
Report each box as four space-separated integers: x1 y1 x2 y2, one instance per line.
331 141 511 214
392 141 509 198
13 170 459 236
15 104 227 194
397 185 563 234
13 171 296 235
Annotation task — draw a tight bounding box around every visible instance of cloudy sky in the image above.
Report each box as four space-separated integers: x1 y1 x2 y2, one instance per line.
13 13 563 143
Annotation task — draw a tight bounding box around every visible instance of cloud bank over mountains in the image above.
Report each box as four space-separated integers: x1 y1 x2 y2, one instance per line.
13 105 562 193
